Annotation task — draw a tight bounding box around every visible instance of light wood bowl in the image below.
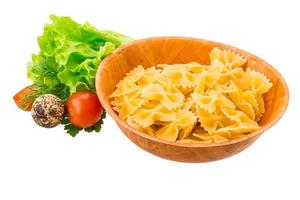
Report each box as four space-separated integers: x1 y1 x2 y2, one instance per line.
96 37 289 163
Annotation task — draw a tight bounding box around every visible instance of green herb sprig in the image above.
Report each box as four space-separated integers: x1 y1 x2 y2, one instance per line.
62 111 106 137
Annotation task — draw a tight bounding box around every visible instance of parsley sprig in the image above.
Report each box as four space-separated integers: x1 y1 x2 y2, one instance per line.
62 111 106 137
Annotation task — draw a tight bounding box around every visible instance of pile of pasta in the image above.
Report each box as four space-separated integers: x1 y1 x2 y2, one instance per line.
110 47 272 144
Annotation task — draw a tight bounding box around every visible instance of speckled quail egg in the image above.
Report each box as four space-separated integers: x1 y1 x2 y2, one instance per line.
31 94 65 128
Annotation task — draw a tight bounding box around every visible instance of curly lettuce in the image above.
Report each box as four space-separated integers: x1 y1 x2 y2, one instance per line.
27 15 133 95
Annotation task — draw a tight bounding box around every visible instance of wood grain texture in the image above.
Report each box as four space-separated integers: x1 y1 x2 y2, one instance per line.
96 37 289 163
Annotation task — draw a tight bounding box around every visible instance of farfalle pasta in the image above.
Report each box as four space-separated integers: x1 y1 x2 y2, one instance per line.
110 47 272 144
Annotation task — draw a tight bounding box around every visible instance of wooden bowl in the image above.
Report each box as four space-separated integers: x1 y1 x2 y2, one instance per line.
96 37 289 163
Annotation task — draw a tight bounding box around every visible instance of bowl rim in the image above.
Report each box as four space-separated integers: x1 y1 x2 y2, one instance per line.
96 36 289 148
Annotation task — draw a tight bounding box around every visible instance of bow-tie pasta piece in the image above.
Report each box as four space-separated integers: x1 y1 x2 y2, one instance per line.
209 47 247 69
156 110 197 142
141 83 184 110
227 83 256 120
131 103 176 128
126 117 155 136
219 107 260 133
110 80 139 98
159 66 200 88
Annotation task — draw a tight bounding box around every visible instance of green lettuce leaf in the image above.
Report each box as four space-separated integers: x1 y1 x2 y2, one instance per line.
27 15 133 96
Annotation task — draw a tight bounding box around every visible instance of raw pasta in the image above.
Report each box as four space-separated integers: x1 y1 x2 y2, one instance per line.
110 47 272 143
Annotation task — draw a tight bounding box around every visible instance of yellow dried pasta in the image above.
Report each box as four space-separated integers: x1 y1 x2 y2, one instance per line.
110 47 272 143
156 110 197 141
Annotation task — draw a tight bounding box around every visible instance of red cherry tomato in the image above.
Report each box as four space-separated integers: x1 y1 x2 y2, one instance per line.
66 91 103 128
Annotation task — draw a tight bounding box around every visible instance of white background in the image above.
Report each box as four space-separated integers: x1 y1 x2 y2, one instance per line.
0 0 299 199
